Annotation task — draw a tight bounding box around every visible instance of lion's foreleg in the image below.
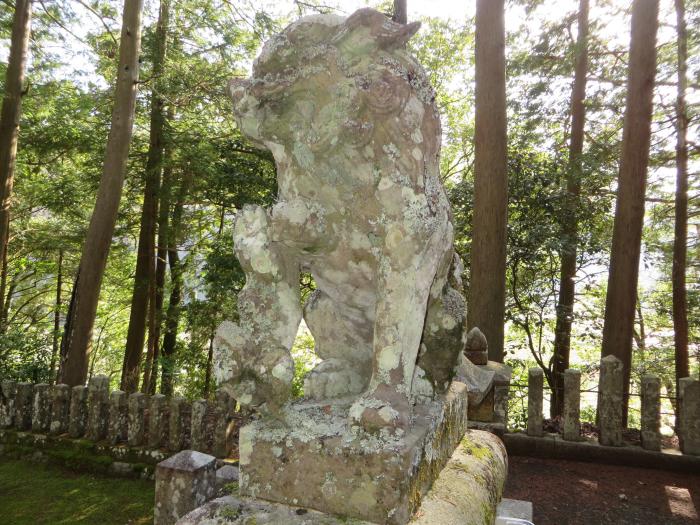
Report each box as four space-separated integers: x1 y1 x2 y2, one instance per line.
213 205 302 412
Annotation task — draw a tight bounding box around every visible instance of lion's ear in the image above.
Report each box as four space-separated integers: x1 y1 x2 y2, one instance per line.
334 8 421 52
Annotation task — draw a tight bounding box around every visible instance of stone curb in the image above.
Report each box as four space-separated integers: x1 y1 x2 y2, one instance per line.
504 432 700 474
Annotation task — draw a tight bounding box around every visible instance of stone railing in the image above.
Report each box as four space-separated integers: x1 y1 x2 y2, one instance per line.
0 375 238 476
515 357 699 463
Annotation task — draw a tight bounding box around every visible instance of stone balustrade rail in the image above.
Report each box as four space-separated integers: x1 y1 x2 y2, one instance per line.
0 375 237 459
524 357 699 456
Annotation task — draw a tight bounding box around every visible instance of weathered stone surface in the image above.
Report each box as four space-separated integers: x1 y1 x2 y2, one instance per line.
679 377 700 456
215 464 239 492
191 399 209 454
178 430 507 525
455 353 494 406
149 393 169 449
1 427 169 480
128 392 147 446
468 361 511 424
49 384 71 435
598 355 623 446
169 397 190 452
562 369 581 441
69 385 88 438
14 382 33 430
214 8 468 435
155 450 217 525
213 390 234 458
31 383 51 432
108 390 128 445
464 327 488 365
239 381 469 525
527 368 544 437
86 375 110 441
0 380 17 428
640 374 661 451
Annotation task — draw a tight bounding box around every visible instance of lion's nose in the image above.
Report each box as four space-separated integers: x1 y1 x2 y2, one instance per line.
227 78 250 110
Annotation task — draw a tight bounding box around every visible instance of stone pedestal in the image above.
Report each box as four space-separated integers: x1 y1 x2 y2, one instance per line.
155 450 217 525
239 382 469 525
178 430 508 525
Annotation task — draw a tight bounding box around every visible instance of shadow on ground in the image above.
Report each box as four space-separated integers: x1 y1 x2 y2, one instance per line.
0 457 154 524
505 456 700 525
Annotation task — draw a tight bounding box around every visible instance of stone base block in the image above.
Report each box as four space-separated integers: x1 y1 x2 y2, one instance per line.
179 430 507 525
239 381 469 525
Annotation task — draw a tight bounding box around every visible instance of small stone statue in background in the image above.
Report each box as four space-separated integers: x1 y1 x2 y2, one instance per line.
213 8 468 434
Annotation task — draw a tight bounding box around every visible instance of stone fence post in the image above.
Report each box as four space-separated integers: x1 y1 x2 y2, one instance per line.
86 375 109 441
190 399 208 454
562 369 581 441
0 380 16 428
32 383 52 433
527 368 543 437
69 385 88 438
148 393 169 449
598 355 623 446
213 389 234 458
108 390 128 445
640 375 661 451
15 382 33 430
50 384 71 435
154 450 217 525
128 392 147 447
169 397 190 452
679 377 699 456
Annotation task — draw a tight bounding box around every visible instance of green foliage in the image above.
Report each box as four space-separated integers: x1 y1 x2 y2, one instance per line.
290 331 320 398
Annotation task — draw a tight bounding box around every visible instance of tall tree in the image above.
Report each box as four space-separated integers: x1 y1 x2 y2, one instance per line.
600 0 659 424
49 249 63 383
0 0 32 329
672 0 690 394
393 0 407 24
122 0 171 393
159 170 191 396
58 0 144 386
551 0 590 418
468 0 508 362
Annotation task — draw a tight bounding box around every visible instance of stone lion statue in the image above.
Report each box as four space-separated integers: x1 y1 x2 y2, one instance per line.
213 8 468 433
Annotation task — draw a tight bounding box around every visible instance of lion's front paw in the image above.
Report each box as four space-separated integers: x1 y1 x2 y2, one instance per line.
349 387 410 434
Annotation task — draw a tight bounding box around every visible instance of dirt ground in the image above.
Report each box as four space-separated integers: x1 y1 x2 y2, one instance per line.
504 456 700 525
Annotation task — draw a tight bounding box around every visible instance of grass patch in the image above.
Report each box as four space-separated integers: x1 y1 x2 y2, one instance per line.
0 457 154 524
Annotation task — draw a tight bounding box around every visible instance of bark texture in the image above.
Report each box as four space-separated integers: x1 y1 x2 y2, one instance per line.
393 0 407 24
552 0 589 418
600 0 659 425
59 0 144 386
0 0 32 326
468 0 508 362
123 0 170 393
672 0 689 396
